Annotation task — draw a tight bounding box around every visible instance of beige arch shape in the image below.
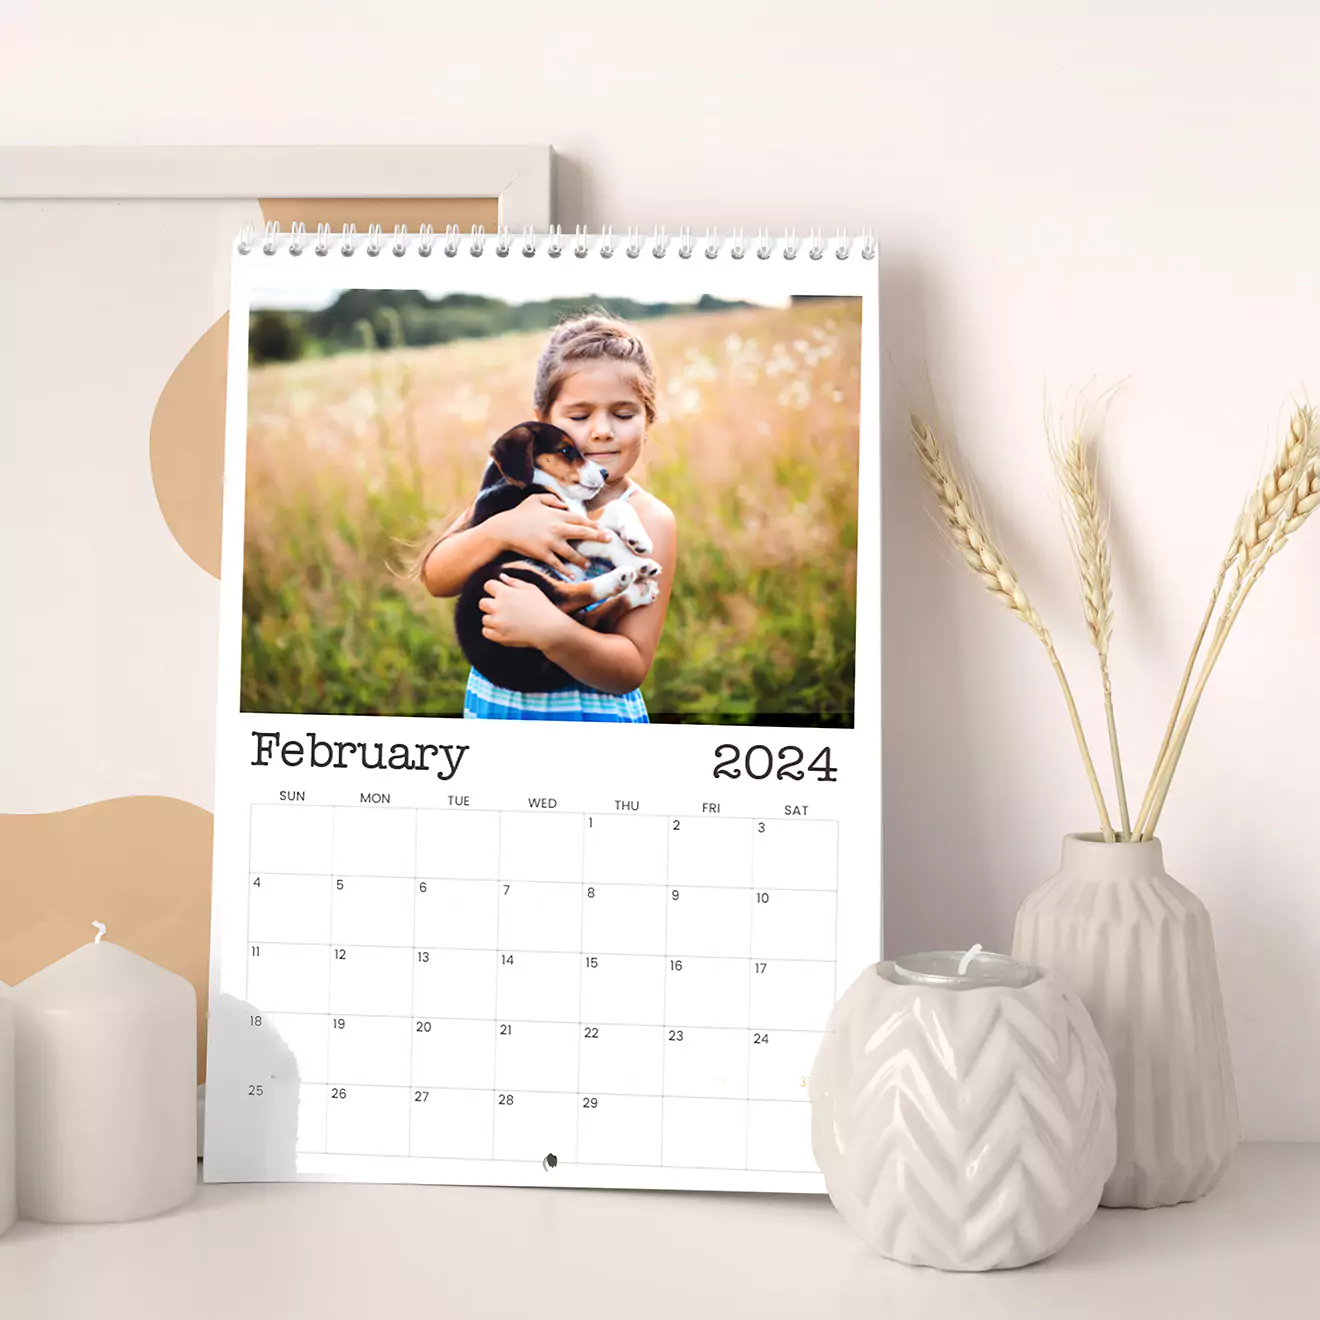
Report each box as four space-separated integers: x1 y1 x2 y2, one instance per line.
150 198 499 576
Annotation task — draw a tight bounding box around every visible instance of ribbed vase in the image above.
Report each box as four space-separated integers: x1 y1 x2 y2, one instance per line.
1012 834 1239 1208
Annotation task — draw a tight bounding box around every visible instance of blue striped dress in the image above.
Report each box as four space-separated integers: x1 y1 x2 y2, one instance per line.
462 484 651 724
463 668 649 722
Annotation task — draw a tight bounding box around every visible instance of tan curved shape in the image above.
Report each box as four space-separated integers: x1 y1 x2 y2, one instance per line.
149 312 229 578
148 199 500 578
0 797 214 1083
258 197 498 233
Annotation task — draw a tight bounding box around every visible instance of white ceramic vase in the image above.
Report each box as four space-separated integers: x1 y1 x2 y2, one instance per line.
810 956 1116 1271
1012 834 1239 1208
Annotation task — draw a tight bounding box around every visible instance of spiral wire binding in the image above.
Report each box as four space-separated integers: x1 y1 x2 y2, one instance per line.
238 223 878 260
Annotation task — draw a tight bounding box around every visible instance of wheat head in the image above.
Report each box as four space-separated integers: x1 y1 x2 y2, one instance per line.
1138 406 1320 839
1048 412 1113 659
1234 404 1318 572
910 412 1046 639
911 409 1116 840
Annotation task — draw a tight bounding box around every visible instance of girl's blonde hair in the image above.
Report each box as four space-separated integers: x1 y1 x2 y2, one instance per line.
404 312 658 583
534 313 658 423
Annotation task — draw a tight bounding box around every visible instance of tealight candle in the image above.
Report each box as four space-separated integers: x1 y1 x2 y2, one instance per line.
890 943 1040 990
0 983 15 1236
10 923 197 1223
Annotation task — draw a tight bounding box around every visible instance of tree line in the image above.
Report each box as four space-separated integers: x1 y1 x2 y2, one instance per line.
248 290 752 364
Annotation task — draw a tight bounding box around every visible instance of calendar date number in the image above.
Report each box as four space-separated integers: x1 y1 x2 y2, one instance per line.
713 743 836 782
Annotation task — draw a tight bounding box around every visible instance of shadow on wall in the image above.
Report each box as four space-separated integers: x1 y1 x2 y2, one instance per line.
879 253 1006 958
203 993 300 1181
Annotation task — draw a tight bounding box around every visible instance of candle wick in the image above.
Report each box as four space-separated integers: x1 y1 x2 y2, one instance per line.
957 944 983 977
92 921 106 945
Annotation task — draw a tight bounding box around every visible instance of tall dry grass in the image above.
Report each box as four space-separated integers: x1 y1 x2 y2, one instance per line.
241 300 862 723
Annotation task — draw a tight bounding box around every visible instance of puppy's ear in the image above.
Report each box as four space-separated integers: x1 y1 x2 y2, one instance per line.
490 423 538 486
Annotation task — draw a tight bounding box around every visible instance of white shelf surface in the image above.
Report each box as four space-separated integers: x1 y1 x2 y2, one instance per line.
1 1142 1314 1317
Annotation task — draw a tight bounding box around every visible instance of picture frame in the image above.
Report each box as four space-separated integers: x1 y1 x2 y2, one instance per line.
0 144 554 1083
0 143 553 228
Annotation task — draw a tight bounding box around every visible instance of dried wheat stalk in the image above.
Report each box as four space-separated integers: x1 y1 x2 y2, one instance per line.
1048 400 1131 838
1136 406 1320 839
1134 421 1307 827
1133 534 1237 835
911 411 1116 841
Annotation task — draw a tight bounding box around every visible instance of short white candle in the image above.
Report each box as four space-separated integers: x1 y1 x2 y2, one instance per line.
0 983 16 1236
10 924 197 1223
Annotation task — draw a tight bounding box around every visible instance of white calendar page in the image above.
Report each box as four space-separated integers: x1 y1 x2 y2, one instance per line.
205 229 880 1193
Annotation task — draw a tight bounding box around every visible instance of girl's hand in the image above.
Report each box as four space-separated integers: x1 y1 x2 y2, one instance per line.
489 494 613 574
479 574 571 648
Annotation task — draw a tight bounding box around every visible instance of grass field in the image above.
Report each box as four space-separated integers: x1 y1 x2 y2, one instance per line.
241 298 861 724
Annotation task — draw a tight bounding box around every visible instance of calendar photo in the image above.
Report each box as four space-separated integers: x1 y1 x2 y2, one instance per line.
240 272 861 726
207 235 881 1195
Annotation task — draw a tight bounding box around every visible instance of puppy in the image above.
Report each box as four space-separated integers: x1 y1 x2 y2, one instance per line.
454 422 662 692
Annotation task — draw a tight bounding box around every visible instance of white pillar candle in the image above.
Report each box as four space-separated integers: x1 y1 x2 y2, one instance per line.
10 924 196 1223
0 983 16 1236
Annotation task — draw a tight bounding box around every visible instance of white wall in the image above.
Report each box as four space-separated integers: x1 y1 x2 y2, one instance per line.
5 0 1318 1141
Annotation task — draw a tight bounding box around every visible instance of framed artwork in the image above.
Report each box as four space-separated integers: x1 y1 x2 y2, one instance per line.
0 145 553 1082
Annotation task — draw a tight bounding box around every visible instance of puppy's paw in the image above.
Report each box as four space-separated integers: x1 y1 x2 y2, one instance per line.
591 565 635 599
634 558 662 579
600 503 653 556
624 578 661 608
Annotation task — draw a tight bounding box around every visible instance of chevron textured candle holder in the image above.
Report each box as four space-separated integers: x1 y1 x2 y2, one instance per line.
809 952 1117 1271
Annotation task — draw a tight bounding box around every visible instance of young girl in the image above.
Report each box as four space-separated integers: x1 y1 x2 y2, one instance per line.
419 314 677 722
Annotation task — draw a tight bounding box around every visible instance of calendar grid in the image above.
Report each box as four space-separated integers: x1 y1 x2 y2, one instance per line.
225 1009 830 1031
659 808 671 1166
492 808 503 1160
242 804 841 1176
322 808 337 1154
832 818 841 1002
575 810 587 1158
244 804 254 1002
240 872 840 894
745 831 755 1171
244 941 836 961
407 806 419 1157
